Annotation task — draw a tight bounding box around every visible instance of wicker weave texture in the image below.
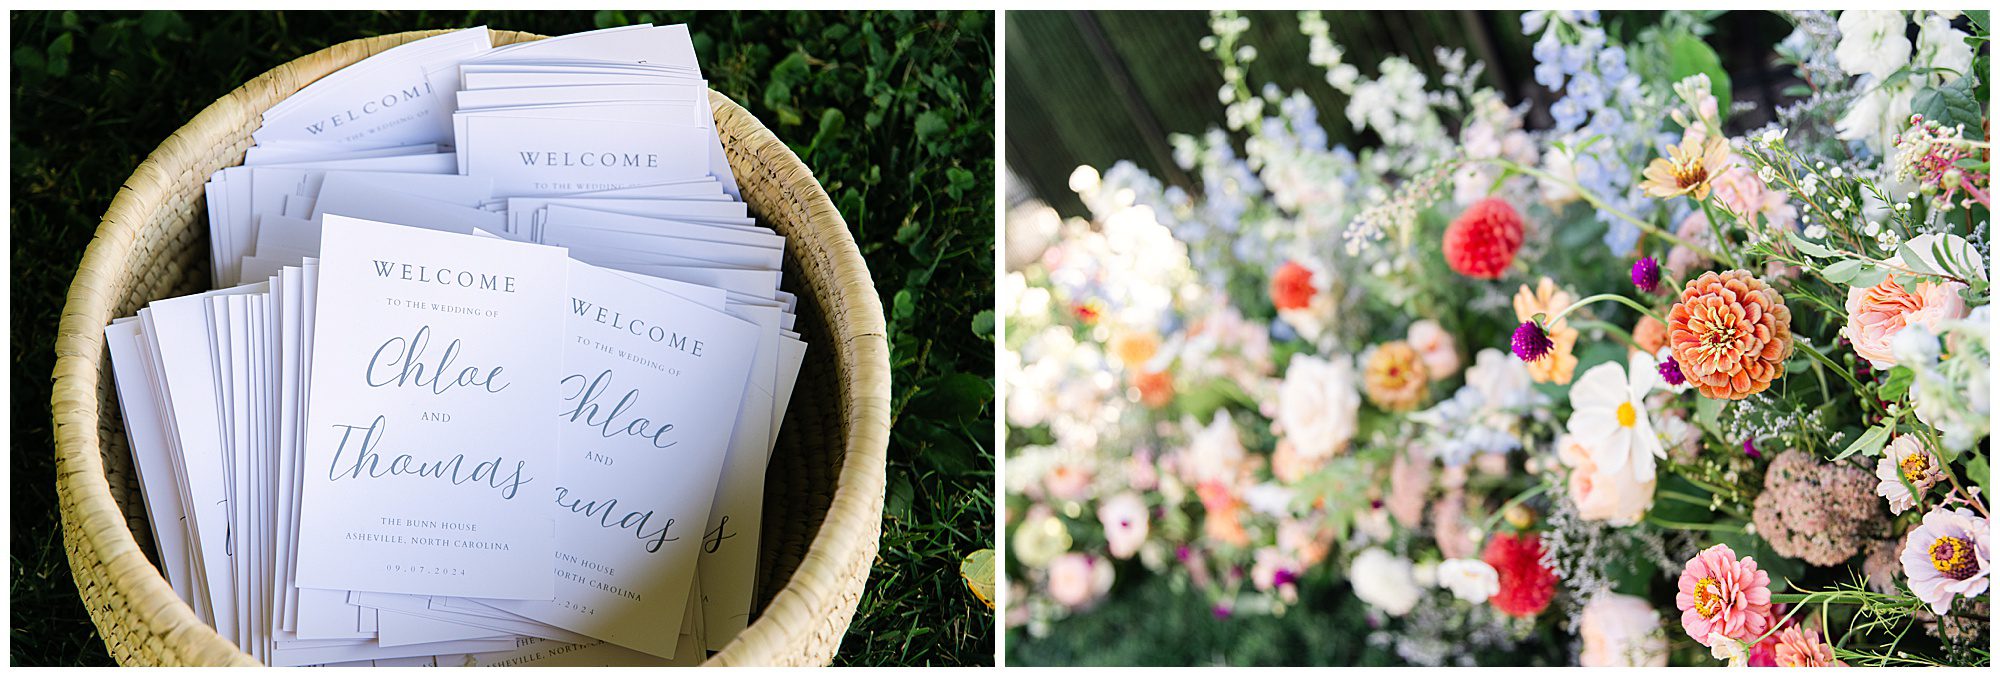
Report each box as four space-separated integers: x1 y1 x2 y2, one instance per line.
50 29 889 667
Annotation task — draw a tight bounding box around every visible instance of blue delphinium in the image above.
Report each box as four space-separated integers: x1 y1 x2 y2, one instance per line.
1524 11 1660 256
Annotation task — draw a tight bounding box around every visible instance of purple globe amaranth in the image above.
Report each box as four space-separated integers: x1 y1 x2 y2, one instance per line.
1631 256 1662 293
1657 354 1686 386
1273 568 1300 588
1511 321 1554 362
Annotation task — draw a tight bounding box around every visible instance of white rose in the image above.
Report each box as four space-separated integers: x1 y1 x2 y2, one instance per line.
1181 410 1246 484
1539 145 1582 206
1437 558 1499 603
1276 355 1362 462
1350 547 1422 616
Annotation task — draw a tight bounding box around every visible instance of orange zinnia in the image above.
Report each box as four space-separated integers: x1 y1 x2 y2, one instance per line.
1666 270 1794 400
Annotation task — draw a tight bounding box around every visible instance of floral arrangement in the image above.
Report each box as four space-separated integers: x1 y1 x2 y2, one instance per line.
1003 10 1990 666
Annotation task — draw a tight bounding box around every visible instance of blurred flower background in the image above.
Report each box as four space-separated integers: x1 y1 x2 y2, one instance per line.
1003 10 1989 666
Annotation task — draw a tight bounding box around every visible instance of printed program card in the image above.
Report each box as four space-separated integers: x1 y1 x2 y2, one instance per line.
486 261 757 658
294 215 568 600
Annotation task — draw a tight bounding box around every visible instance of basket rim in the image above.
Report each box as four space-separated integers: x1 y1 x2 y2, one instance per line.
50 27 891 666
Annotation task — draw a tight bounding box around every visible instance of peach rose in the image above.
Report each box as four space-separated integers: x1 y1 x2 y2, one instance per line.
1133 370 1174 408
1845 267 1969 368
1579 592 1670 667
1557 435 1656 526
1109 330 1160 368
1633 316 1669 355
1406 319 1461 381
1044 463 1095 502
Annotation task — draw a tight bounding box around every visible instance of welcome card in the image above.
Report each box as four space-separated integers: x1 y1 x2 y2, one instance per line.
294 215 569 600
485 260 757 657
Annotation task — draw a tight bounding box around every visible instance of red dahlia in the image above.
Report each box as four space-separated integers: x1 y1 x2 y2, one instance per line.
1482 532 1557 618
1443 198 1525 279
1270 261 1317 310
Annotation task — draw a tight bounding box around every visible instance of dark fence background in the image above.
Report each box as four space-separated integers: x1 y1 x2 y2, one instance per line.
1006 10 1800 218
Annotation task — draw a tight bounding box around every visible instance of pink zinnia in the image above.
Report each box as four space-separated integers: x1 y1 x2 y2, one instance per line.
1773 625 1846 667
1675 543 1773 646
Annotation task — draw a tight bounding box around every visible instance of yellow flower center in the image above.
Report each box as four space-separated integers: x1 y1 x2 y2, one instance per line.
1616 401 1637 428
1899 453 1932 485
1693 577 1724 618
1930 536 1977 580
1671 154 1709 190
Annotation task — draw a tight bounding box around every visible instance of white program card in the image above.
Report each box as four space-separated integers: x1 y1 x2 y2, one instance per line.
483 261 757 658
293 215 568 600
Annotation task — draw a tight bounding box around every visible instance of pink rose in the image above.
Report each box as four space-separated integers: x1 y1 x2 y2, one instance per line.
1046 553 1113 609
1044 463 1094 502
1096 492 1149 559
1385 450 1432 529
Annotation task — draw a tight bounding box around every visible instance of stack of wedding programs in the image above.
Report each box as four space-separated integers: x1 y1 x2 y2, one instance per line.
106 24 807 667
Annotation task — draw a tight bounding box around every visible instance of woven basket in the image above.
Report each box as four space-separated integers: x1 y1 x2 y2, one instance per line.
50 29 890 666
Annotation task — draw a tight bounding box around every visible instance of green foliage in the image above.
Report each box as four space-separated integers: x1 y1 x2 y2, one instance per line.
10 9 992 666
1912 76 1982 131
1662 31 1732 120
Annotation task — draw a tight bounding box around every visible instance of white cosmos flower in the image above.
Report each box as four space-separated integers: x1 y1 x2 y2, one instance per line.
1565 352 1664 483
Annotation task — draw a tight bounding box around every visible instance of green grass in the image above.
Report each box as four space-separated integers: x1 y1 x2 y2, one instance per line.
10 10 993 666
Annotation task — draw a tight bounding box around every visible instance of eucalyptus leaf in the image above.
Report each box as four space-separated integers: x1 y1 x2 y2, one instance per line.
1821 259 1864 283
1896 243 1940 275
1786 231 1836 258
1848 264 1891 288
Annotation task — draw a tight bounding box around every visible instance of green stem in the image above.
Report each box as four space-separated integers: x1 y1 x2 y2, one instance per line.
1794 341 1864 393
1477 481 1552 545
1697 197 1744 269
1674 473 1738 500
1487 158 1726 262
1545 292 1664 326
1655 489 1747 519
1569 319 1644 354
1643 515 1747 533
